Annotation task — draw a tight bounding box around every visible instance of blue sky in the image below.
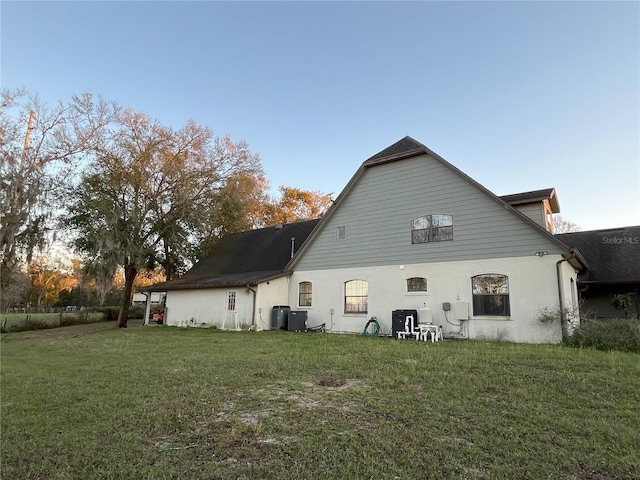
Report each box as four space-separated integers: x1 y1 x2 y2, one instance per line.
2 1 639 231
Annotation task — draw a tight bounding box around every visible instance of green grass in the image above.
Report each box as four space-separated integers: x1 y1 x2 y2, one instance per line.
2 324 639 479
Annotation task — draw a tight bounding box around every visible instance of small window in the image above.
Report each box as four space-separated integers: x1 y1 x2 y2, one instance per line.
227 291 237 311
299 281 312 307
407 277 427 292
411 214 453 244
471 274 510 316
337 226 346 240
345 280 368 314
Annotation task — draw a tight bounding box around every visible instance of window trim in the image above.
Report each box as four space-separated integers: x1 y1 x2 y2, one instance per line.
471 273 511 318
406 276 428 294
344 279 368 314
298 281 312 307
227 291 237 312
411 214 453 244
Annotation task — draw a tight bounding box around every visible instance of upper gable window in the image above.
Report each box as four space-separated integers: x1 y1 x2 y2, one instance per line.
411 214 453 244
336 226 346 240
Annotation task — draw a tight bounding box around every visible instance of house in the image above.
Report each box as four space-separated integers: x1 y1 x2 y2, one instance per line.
556 226 640 319
146 220 319 329
147 136 588 343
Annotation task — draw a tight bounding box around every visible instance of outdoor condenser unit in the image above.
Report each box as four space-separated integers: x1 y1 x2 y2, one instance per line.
271 306 290 330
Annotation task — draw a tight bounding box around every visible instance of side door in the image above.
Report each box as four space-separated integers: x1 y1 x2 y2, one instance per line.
225 290 238 330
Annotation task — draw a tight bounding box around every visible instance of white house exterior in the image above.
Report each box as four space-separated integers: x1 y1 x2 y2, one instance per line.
164 277 289 330
147 137 586 343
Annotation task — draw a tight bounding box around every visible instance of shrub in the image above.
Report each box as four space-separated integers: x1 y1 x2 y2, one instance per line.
565 318 640 353
91 306 120 321
127 306 145 319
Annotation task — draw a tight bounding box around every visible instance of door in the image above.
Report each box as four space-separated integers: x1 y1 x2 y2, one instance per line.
225 290 238 330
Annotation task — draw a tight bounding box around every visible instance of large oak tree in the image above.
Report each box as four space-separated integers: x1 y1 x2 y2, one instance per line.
65 110 266 327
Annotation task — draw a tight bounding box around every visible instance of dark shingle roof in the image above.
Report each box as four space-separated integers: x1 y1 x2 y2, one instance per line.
149 219 320 291
364 136 427 166
556 226 640 283
500 188 560 213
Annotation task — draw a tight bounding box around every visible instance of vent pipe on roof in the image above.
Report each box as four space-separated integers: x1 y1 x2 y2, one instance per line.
291 237 295 258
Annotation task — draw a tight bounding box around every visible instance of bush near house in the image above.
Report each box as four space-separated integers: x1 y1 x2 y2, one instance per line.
566 318 640 353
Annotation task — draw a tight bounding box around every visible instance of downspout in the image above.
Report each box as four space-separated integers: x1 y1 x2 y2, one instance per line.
556 249 577 340
247 286 257 329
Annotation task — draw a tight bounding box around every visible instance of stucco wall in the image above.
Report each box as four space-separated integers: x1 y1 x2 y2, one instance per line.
165 287 254 329
290 254 577 343
254 277 290 331
164 277 291 330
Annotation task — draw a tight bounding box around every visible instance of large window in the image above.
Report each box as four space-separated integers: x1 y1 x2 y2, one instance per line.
407 277 427 293
471 274 510 316
345 280 368 314
298 281 312 307
411 214 453 244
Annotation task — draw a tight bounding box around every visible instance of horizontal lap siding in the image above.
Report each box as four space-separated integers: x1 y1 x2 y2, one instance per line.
296 154 563 271
513 203 545 228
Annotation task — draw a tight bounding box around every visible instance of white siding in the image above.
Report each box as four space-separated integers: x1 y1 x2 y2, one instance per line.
165 288 254 329
163 278 291 331
289 254 575 343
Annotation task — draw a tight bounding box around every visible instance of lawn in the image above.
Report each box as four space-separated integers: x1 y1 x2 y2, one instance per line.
0 311 106 333
1 324 639 479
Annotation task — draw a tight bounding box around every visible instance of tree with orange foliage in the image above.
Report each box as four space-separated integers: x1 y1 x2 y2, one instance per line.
263 186 332 227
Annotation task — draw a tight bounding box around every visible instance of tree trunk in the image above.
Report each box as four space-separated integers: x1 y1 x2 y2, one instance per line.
117 261 137 328
163 239 176 281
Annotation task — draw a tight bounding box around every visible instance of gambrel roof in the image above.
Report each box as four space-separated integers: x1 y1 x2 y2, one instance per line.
147 219 319 291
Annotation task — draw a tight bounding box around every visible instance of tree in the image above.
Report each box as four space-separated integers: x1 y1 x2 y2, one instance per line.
65 110 265 327
26 255 78 308
0 90 118 268
1 90 117 309
262 186 333 226
552 215 580 234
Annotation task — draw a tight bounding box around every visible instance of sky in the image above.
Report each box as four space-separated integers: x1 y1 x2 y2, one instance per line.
2 0 639 231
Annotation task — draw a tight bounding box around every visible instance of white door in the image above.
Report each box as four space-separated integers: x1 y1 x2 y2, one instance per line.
225 290 238 330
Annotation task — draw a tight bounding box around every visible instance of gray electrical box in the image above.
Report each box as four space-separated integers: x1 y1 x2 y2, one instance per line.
442 302 451 311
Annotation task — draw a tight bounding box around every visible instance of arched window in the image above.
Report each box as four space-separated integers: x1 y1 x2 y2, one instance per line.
471 274 510 316
298 281 312 307
345 280 368 314
407 277 427 293
411 214 453 244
